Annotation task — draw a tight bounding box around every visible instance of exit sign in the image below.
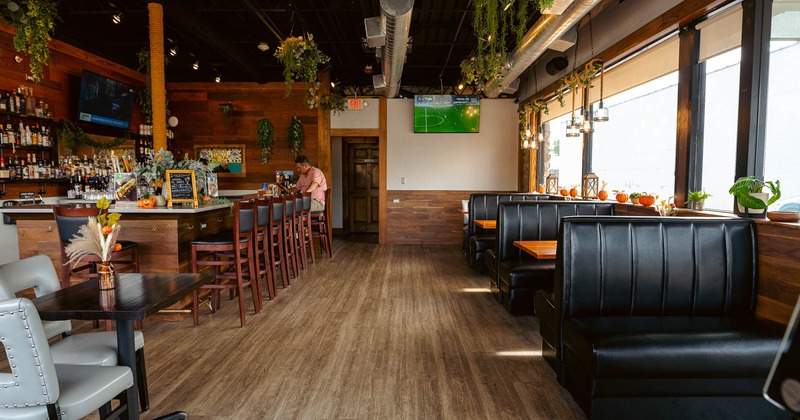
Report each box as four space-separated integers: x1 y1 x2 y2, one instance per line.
347 99 364 110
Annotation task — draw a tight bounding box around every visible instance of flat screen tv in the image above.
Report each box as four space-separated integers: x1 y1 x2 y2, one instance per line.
413 95 480 133
77 70 135 129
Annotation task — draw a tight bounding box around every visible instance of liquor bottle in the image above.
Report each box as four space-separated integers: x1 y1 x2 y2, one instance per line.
0 157 7 179
16 87 24 115
0 91 6 113
25 124 32 146
8 157 17 180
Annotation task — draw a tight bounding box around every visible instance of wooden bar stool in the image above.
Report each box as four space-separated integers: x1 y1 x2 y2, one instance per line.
53 205 140 288
252 197 277 300
293 192 308 270
310 188 333 257
282 194 301 279
301 192 316 264
191 200 261 327
270 196 291 287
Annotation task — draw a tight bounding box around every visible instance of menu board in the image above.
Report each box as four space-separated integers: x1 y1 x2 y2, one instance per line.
165 170 198 208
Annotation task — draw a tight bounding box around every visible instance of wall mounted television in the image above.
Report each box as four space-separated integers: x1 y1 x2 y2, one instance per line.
413 95 480 133
77 70 136 129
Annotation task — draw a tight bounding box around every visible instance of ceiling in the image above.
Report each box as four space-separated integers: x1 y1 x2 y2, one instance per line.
54 0 517 94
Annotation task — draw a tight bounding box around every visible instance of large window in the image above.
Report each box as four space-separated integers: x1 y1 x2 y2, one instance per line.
591 72 679 198
543 112 583 188
700 48 740 211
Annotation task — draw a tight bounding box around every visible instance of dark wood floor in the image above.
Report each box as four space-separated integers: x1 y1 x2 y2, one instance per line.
85 236 585 419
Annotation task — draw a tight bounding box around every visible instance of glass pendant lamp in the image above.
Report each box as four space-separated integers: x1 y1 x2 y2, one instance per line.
566 88 580 137
593 60 610 122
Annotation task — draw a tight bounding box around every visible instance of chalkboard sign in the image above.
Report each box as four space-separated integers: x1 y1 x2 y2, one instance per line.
165 170 198 208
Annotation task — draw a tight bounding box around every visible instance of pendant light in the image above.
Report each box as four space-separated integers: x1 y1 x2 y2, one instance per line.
580 85 594 134
566 88 580 138
593 60 609 122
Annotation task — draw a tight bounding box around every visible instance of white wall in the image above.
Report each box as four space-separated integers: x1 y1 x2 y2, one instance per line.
331 98 380 129
386 98 519 190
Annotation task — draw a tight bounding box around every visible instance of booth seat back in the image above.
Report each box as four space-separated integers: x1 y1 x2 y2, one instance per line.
557 216 758 321
497 202 614 263
468 193 550 237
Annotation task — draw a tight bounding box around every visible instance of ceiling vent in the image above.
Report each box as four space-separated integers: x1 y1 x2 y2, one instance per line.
364 17 385 48
364 0 414 98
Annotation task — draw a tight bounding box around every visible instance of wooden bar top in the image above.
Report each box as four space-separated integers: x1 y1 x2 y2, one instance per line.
513 240 557 259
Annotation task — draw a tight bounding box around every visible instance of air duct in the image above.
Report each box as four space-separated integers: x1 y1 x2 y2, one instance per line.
370 0 414 98
483 0 601 98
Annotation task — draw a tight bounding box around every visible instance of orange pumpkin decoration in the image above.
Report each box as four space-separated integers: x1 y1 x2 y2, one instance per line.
537 185 545 194
598 190 609 201
616 193 629 203
140 198 155 209
569 187 579 198
560 188 569 197
114 243 122 252
101 225 113 235
639 194 656 207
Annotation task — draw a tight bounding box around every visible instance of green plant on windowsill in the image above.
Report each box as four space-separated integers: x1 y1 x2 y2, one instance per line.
628 191 642 204
728 176 780 210
685 190 712 210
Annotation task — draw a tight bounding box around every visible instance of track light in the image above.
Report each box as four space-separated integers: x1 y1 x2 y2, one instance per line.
215 75 221 83
112 12 123 24
257 42 269 52
457 83 464 90
169 47 177 57
192 61 199 70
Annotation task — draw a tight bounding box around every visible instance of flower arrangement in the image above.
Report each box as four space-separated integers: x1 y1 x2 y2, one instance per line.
657 197 679 216
134 148 213 196
64 198 123 289
274 33 330 100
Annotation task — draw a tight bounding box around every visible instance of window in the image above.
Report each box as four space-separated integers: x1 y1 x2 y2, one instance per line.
591 72 679 198
543 112 583 188
699 48 740 211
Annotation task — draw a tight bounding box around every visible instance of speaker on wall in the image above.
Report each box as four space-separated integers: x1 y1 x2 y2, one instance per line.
545 56 569 76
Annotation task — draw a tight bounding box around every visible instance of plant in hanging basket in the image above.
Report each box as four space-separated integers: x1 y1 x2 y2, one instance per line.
288 116 304 160
319 92 347 115
274 33 330 99
256 118 274 163
2 0 59 83
218 102 235 122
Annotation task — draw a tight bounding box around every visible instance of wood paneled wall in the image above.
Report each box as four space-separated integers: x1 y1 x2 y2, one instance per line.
385 190 469 245
166 82 318 191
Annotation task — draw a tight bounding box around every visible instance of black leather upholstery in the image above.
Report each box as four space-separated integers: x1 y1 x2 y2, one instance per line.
466 193 550 272
551 216 786 418
494 202 613 315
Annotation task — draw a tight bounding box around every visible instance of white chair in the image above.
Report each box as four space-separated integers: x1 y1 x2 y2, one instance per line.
0 255 149 412
0 297 134 419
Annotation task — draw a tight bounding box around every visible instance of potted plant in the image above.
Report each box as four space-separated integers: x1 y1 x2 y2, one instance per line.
629 192 642 205
728 176 780 216
218 102 235 122
256 118 274 163
685 190 712 210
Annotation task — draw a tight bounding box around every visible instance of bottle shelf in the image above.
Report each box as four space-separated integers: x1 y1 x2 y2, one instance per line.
0 144 55 151
0 112 53 124
0 178 67 184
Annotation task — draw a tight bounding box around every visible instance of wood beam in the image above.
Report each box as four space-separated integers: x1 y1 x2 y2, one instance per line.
674 24 702 208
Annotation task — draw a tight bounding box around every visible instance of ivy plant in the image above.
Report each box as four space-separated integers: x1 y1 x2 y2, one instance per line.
59 120 129 151
256 118 274 163
4 0 59 83
319 93 347 115
288 116 304 160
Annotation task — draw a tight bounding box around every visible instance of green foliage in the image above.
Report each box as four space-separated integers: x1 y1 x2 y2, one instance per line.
134 149 213 197
460 52 504 92
728 176 781 209
629 192 642 199
685 190 712 204
556 59 603 107
96 198 121 227
5 0 59 83
58 120 129 151
274 34 330 100
218 102 234 122
288 116 304 160
136 50 170 124
319 93 347 115
256 118 274 163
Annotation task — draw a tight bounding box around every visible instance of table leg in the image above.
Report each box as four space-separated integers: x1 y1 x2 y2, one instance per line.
117 320 140 420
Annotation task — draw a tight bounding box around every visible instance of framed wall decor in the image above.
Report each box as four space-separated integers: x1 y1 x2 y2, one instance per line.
194 144 246 177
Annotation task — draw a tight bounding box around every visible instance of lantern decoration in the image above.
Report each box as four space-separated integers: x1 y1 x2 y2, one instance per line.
582 172 599 199
546 173 560 195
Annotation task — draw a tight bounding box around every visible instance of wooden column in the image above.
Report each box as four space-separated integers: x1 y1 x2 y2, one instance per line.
148 2 167 152
379 97 387 245
674 24 702 208
316 71 332 183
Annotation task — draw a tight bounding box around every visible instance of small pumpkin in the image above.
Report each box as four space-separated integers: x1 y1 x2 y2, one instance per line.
101 225 113 235
569 187 579 198
598 190 609 201
639 193 656 207
616 193 629 203
113 243 122 252
141 198 155 209
537 184 545 194
560 188 569 197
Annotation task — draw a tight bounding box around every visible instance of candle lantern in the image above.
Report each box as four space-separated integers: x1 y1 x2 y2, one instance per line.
546 173 559 195
582 172 599 199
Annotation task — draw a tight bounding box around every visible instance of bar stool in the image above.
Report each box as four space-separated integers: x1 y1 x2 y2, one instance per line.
310 188 333 257
191 200 261 327
53 205 140 289
282 194 301 279
293 192 308 270
270 196 290 287
301 192 316 264
252 197 277 300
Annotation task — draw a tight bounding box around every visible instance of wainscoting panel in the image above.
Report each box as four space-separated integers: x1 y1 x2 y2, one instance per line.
385 190 470 245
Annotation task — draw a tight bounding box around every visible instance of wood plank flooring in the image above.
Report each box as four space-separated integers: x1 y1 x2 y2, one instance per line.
82 236 585 419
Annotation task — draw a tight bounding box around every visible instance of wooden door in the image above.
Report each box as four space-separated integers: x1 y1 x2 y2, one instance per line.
348 142 379 233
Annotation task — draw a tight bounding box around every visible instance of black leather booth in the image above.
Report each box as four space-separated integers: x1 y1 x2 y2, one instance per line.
466 193 550 273
490 202 613 316
541 216 786 419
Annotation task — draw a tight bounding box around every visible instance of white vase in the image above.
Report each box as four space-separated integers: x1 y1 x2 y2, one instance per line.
737 192 769 215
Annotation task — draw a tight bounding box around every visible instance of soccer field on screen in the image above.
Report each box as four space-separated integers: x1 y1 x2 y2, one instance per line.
413 104 480 133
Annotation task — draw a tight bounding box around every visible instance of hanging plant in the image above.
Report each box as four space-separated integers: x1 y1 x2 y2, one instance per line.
136 50 170 124
58 120 130 151
256 118 274 163
288 116 304 160
4 0 59 83
274 33 330 101
460 52 504 93
319 93 347 115
555 59 603 107
218 102 235 122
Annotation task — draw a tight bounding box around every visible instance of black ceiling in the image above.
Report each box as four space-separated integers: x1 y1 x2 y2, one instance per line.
54 0 490 91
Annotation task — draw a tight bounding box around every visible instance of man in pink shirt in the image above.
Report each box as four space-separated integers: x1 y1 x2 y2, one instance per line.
290 155 328 212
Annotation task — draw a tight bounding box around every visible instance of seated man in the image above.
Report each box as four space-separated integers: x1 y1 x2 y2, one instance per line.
284 155 327 212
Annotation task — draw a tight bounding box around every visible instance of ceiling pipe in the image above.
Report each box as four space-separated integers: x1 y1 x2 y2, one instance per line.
483 0 601 98
377 0 414 98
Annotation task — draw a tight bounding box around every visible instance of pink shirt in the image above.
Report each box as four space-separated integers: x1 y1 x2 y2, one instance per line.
295 167 327 203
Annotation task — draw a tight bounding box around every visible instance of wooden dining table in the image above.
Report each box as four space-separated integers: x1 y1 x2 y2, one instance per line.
513 240 558 259
474 219 496 229
32 272 213 420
